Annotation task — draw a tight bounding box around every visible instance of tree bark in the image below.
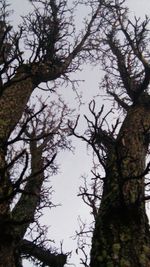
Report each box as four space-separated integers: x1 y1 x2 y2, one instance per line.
0 64 64 265
0 72 33 267
0 246 15 267
90 95 150 267
0 0 102 264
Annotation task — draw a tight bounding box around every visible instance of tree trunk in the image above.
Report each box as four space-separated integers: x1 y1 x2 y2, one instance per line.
90 96 150 267
0 247 15 267
0 58 72 265
0 72 33 266
0 214 16 267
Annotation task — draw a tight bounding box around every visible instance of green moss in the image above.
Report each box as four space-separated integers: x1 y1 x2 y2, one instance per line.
7 187 13 196
106 261 114 267
130 190 137 203
120 230 131 242
120 258 130 267
0 118 8 125
139 254 146 266
112 243 121 253
102 250 107 258
143 245 150 255
97 256 103 262
97 249 108 262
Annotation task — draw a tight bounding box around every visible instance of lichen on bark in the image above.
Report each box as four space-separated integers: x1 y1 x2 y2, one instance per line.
90 96 150 267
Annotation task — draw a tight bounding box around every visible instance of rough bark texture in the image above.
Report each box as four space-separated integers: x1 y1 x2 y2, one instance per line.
0 65 66 266
90 94 150 267
0 71 33 267
0 0 102 264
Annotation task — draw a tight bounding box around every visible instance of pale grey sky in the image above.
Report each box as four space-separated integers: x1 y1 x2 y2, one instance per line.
8 1 150 266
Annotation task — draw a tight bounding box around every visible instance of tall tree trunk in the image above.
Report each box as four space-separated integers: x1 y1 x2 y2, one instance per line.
90 96 150 267
0 73 34 266
0 246 15 267
0 55 79 265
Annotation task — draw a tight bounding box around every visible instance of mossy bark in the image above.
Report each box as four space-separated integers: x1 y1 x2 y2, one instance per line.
90 95 150 267
0 57 71 265
0 72 33 266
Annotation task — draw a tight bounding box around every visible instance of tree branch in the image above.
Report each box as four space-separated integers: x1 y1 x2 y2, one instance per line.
107 32 135 100
107 90 130 111
12 144 56 238
20 239 67 267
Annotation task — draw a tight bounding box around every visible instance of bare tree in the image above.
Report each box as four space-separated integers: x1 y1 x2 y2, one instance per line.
5 96 73 267
70 0 150 266
0 0 104 266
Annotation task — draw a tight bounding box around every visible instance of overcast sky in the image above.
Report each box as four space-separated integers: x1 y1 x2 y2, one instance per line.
9 1 150 266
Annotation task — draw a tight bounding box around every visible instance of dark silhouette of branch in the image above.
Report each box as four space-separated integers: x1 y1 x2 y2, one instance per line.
107 89 130 111
7 105 47 146
20 239 67 267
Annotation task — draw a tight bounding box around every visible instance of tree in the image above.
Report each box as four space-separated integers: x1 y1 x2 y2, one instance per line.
0 0 103 266
10 97 73 267
70 0 150 266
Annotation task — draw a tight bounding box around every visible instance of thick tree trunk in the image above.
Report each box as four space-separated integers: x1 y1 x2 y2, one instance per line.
0 247 15 267
90 96 150 267
0 73 34 266
0 210 16 267
0 55 73 265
